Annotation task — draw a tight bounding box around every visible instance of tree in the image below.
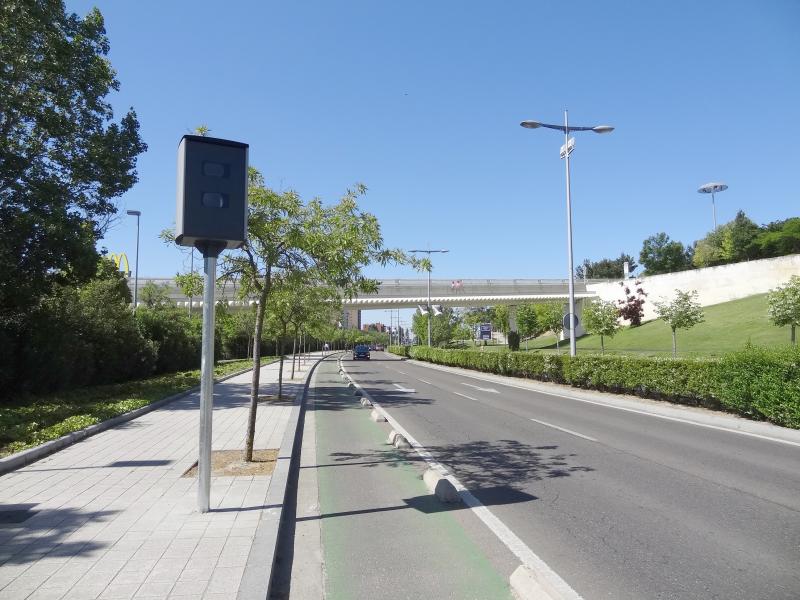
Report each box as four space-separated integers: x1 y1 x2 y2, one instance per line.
516 303 539 350
751 218 800 258
536 302 564 351
639 233 692 275
653 290 704 357
575 253 637 279
412 307 458 347
693 211 762 267
767 275 800 346
0 1 146 318
139 282 172 309
582 299 620 354
174 272 203 313
617 280 647 326
220 170 411 461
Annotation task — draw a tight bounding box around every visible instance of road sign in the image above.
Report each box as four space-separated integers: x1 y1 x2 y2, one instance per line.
479 323 492 340
560 137 575 159
562 313 580 331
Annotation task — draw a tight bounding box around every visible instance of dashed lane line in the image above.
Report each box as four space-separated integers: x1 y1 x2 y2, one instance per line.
529 418 598 442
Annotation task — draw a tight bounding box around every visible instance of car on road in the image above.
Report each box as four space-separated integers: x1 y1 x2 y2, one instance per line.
375 344 384 351
353 344 370 360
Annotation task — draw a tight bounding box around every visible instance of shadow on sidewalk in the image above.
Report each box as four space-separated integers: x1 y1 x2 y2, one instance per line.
0 505 117 566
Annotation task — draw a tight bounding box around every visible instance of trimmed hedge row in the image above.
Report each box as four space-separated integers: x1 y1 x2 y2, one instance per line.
387 345 800 429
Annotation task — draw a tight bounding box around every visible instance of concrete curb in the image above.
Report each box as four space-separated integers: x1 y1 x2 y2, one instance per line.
238 353 329 600
0 361 278 476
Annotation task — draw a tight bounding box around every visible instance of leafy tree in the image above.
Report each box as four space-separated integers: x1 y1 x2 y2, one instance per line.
693 211 762 267
174 272 203 313
617 280 647 326
639 233 692 275
536 302 564 350
767 275 800 346
412 307 458 347
0 1 146 317
516 303 539 350
576 253 637 279
653 290 704 357
139 281 172 309
582 299 620 354
492 305 509 333
751 218 800 258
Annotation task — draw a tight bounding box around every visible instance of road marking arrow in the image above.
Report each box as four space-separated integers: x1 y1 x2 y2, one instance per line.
393 383 416 393
461 382 499 394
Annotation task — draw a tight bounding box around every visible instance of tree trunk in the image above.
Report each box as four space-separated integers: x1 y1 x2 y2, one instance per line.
244 269 271 462
792 324 796 347
600 335 605 355
555 335 560 351
672 329 677 358
278 329 286 399
290 335 297 379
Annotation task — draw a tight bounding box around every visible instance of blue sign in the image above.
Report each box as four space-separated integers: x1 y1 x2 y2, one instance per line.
479 323 492 340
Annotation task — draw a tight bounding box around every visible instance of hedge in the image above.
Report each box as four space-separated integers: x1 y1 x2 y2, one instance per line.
387 345 800 429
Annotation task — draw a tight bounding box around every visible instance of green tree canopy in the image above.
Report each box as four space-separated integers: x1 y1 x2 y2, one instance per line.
582 299 620 354
0 1 146 316
639 233 693 275
536 302 564 350
653 289 704 356
767 275 800 346
576 253 637 279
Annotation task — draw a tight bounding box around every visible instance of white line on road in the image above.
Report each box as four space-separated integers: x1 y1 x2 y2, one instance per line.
529 418 598 442
396 370 408 375
461 382 499 393
453 391 479 402
392 383 416 393
418 379 432 385
412 361 800 448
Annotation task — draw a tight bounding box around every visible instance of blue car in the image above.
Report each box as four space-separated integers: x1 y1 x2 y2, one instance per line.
353 344 371 360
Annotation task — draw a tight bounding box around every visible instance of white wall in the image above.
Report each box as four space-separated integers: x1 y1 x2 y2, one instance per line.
587 254 800 322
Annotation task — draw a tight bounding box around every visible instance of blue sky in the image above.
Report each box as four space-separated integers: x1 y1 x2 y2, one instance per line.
67 0 799 327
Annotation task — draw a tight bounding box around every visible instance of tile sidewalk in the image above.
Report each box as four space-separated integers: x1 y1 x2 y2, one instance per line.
0 356 319 600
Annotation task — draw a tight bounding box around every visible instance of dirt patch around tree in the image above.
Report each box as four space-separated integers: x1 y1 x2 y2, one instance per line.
182 449 278 477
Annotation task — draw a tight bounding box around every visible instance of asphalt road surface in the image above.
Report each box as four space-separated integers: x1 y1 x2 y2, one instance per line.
343 352 800 600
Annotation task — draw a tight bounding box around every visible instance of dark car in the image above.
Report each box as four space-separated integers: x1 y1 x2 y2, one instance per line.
353 344 370 360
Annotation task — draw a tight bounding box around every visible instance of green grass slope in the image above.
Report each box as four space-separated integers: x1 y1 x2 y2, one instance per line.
525 293 792 357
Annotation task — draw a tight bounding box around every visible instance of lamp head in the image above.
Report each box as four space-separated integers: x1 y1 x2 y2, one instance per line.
520 120 542 129
592 125 614 134
126 210 141 216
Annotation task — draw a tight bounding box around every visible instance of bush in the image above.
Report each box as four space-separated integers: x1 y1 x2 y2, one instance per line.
388 345 800 428
135 308 203 374
507 331 520 351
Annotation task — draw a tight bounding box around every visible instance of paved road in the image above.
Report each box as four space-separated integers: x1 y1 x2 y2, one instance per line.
298 356 513 599
343 352 800 600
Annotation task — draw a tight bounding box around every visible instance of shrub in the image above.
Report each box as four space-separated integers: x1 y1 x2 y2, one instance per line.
507 331 520 351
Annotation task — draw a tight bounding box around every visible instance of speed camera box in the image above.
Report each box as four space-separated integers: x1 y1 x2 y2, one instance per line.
175 135 248 249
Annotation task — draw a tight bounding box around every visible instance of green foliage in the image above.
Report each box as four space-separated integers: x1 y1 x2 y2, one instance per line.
139 281 172 309
134 307 204 374
639 232 693 275
516 303 540 339
0 360 255 457
412 306 459 347
576 253 637 279
507 331 520 351
654 289 705 356
536 302 564 347
751 218 800 257
174 271 203 301
582 299 620 353
693 211 769 268
0 1 146 316
767 275 800 345
390 345 799 428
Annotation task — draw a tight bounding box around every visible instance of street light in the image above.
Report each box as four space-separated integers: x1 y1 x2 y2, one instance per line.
126 210 141 312
520 110 613 357
697 182 728 230
409 248 449 346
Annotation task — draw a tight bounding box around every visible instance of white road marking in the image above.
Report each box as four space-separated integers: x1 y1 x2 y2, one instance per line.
338 361 581 600
412 361 800 448
418 378 432 385
453 391 479 402
392 383 416 393
529 418 598 442
396 370 407 375
461 382 499 393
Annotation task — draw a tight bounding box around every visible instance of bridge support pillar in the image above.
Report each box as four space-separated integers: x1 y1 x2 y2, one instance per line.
508 305 518 333
559 300 586 341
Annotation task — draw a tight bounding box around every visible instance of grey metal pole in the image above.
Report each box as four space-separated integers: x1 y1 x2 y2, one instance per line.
427 268 432 347
133 214 140 312
198 253 217 513
564 110 577 357
711 191 717 229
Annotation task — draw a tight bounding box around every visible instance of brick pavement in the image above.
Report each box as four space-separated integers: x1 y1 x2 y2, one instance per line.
0 357 312 600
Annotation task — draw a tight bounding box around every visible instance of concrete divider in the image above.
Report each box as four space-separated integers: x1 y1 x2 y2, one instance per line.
370 409 387 422
422 468 460 503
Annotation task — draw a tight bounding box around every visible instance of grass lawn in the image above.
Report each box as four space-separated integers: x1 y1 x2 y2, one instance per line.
0 358 274 458
470 294 792 357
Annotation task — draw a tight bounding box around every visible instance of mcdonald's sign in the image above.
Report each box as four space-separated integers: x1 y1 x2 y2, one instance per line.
110 253 131 277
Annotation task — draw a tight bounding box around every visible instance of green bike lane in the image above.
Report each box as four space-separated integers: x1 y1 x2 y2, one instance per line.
310 356 513 600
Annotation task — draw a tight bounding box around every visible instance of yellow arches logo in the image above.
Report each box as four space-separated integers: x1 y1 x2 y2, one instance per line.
110 252 131 275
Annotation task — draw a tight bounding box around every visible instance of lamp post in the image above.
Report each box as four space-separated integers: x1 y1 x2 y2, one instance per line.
126 210 141 312
697 182 728 230
409 248 449 346
521 111 613 357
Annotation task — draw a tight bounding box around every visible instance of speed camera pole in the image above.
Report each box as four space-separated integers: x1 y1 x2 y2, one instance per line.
175 134 248 512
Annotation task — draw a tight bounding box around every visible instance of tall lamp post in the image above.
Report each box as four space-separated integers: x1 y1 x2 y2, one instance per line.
409 248 449 346
520 111 613 357
697 182 728 230
126 210 141 312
